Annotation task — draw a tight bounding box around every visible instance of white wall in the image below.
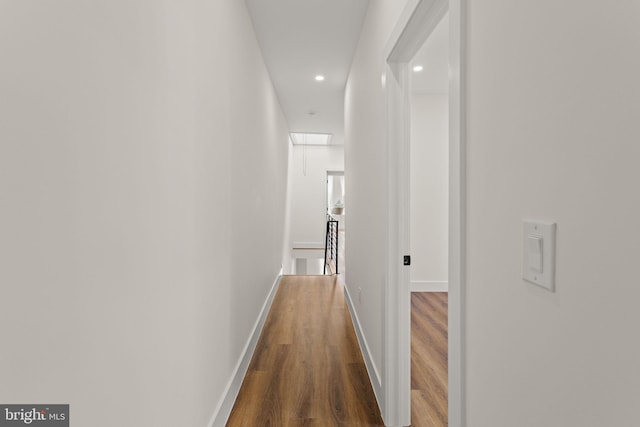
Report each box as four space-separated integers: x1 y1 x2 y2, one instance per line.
346 0 640 426
288 144 344 249
344 0 407 405
281 138 295 274
465 1 640 426
0 2 288 426
410 93 448 286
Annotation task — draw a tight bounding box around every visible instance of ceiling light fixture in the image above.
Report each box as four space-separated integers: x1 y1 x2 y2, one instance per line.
413 65 424 72
315 75 325 81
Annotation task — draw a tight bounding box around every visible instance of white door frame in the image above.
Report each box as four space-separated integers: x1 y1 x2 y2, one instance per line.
382 0 465 425
326 170 345 216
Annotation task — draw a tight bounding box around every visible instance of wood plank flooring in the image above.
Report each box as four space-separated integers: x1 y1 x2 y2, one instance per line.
411 292 448 427
227 275 384 426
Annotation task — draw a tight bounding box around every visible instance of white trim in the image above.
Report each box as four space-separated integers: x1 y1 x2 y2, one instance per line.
292 241 324 249
387 0 449 64
382 11 413 423
448 0 466 425
383 0 466 426
344 285 383 406
410 280 449 292
207 271 283 427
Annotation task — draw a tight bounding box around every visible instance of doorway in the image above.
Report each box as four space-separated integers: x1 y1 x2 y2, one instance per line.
326 171 346 279
409 11 449 426
383 0 465 426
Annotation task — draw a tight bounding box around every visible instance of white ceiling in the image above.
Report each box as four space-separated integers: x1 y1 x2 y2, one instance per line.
245 0 370 143
411 13 449 95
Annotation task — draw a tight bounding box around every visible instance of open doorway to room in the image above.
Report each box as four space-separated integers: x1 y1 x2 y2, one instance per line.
408 13 449 427
382 0 464 425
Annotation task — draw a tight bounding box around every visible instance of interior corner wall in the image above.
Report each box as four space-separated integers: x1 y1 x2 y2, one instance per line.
410 93 449 285
287 145 344 251
0 1 288 426
466 1 640 426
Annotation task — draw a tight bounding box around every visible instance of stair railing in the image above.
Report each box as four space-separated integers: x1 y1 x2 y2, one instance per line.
323 216 339 275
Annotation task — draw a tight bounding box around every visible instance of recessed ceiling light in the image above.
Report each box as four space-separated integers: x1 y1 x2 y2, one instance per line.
413 65 424 72
315 75 325 82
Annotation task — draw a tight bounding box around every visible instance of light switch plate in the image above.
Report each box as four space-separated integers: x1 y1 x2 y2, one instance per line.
523 220 556 291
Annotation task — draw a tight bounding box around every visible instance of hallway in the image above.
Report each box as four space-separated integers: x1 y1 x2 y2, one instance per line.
2 1 639 426
227 275 383 426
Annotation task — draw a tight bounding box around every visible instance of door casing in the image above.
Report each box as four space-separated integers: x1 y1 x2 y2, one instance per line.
382 0 466 425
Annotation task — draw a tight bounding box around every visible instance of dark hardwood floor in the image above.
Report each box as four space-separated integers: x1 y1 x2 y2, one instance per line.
411 292 448 427
227 275 384 426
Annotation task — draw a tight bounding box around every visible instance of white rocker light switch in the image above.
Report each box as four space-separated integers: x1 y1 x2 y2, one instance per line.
527 235 543 272
523 221 556 291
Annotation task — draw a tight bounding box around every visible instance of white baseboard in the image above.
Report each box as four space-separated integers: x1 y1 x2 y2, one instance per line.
207 270 282 427
343 285 383 409
410 280 448 292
